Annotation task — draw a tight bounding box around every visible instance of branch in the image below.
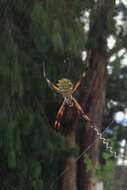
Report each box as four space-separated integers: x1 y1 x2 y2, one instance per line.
107 66 127 79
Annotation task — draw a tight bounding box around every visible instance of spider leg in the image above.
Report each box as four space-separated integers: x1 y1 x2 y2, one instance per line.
72 71 87 95
43 63 60 94
54 100 67 128
72 97 91 123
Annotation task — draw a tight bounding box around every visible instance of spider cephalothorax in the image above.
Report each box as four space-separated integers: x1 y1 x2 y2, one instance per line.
43 64 90 128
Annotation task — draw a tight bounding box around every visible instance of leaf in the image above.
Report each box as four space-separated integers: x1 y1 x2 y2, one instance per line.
32 179 43 190
8 149 16 168
83 154 93 172
102 152 112 160
52 33 64 52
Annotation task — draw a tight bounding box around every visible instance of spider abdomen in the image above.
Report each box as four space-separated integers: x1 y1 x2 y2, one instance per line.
60 89 72 97
57 78 73 98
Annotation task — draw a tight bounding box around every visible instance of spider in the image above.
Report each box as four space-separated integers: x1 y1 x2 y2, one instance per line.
43 64 91 128
43 64 118 158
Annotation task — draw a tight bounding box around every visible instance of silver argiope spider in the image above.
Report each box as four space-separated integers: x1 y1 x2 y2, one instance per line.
43 64 91 128
43 63 118 157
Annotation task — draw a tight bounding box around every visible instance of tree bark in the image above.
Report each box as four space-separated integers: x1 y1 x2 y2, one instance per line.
61 1 115 190
61 52 107 190
78 1 115 189
61 113 78 190
78 52 107 190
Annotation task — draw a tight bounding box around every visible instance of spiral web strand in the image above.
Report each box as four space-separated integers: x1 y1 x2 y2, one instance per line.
90 124 118 158
50 120 119 189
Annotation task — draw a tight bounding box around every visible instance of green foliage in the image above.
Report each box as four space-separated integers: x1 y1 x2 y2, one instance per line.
8 149 16 168
30 1 86 54
107 76 127 106
95 127 118 190
52 32 64 52
0 108 70 189
0 0 126 189
112 58 121 73
83 154 93 173
32 179 43 190
83 127 118 190
30 4 50 52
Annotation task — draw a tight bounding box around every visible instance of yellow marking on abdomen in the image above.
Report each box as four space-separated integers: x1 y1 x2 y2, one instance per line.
57 78 73 98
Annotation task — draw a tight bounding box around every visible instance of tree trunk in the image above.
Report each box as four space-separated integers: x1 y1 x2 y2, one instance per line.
61 114 78 190
61 1 115 190
61 53 107 190
78 52 107 190
78 0 115 189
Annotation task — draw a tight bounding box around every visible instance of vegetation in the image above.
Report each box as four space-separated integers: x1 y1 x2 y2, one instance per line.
0 0 127 190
